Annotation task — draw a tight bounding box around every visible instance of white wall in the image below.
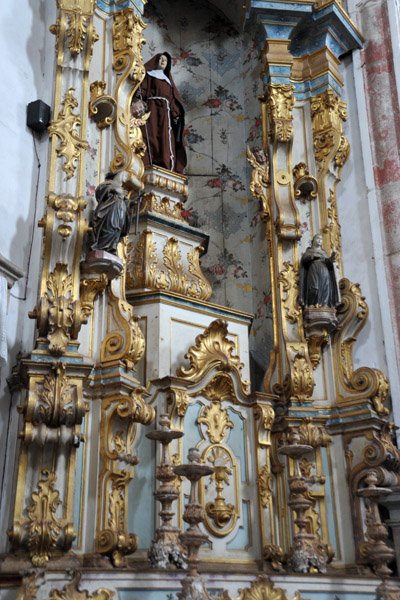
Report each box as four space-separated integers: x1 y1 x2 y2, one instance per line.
0 0 56 549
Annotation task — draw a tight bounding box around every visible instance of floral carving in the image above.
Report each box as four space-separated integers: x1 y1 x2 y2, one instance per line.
278 262 300 323
48 89 88 180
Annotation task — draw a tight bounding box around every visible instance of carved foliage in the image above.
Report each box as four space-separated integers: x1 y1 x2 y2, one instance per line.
178 320 243 381
48 89 88 180
266 84 295 142
274 344 315 404
198 402 234 444
48 572 114 600
278 262 300 323
47 193 87 239
97 388 155 566
235 575 305 600
9 470 76 567
298 417 331 448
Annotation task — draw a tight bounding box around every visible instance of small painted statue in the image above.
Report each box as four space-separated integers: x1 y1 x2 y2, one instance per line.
131 52 187 174
299 234 339 308
91 170 134 254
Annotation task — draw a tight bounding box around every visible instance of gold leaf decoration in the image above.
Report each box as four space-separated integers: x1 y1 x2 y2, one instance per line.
177 320 249 393
48 89 88 180
299 417 331 447
48 572 114 600
187 246 212 300
278 262 300 323
266 84 295 142
257 464 273 507
198 402 234 444
237 575 308 600
160 237 187 294
67 11 87 55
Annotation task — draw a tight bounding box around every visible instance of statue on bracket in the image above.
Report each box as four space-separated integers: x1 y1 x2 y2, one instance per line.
91 170 136 255
131 52 187 174
299 233 340 330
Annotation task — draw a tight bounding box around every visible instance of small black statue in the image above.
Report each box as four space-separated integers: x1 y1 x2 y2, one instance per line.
91 170 134 255
299 234 339 308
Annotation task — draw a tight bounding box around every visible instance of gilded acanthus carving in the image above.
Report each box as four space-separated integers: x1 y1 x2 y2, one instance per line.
30 262 82 356
97 388 155 566
79 274 108 322
257 464 273 507
18 361 85 429
126 232 212 300
66 11 87 55
8 470 76 566
167 387 190 417
334 278 390 415
48 572 114 600
111 8 146 176
278 262 300 323
47 193 87 239
177 320 249 392
265 84 295 142
311 90 347 141
48 89 88 180
140 192 186 222
274 344 315 405
246 145 270 217
224 575 306 600
306 330 330 369
198 402 234 444
298 418 331 448
50 0 98 59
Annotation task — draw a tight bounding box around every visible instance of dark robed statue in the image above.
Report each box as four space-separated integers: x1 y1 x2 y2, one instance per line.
91 170 133 255
299 234 339 308
131 52 187 174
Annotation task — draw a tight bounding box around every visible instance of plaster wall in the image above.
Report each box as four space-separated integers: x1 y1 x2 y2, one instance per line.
0 0 55 550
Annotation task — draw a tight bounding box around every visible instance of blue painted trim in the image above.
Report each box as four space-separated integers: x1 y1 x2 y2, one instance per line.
96 0 144 16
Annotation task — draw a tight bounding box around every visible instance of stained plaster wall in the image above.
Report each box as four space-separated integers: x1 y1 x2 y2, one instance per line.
0 1 55 550
140 0 272 388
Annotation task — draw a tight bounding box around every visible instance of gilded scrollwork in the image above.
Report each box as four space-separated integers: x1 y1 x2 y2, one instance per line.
18 362 85 429
177 320 249 392
187 246 212 300
334 278 390 415
257 464 273 507
167 387 190 417
235 575 306 600
246 145 270 216
66 11 87 55
278 262 300 323
9 470 76 567
30 262 82 356
139 192 186 222
100 264 145 369
126 229 158 290
198 402 234 444
298 417 332 448
79 273 108 322
265 84 295 143
48 571 114 600
48 89 88 180
47 193 87 239
96 388 154 566
274 344 315 405
111 8 146 176
159 237 187 294
306 330 330 369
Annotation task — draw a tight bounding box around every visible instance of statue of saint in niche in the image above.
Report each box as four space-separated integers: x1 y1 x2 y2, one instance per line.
131 52 187 174
91 170 134 255
299 234 340 328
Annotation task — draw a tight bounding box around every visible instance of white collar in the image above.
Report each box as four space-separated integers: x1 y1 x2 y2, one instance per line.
147 69 172 86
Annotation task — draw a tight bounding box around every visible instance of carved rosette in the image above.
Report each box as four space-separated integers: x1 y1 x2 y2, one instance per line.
126 230 212 301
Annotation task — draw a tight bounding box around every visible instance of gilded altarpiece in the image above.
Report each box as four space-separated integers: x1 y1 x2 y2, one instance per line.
3 1 400 599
